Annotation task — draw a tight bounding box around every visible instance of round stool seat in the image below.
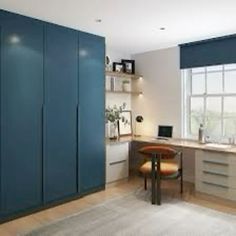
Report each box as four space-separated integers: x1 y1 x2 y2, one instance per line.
140 161 178 176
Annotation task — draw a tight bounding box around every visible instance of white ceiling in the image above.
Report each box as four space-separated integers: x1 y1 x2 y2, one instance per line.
1 0 236 55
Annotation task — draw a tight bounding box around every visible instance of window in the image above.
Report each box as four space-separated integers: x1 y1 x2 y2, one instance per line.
182 64 236 140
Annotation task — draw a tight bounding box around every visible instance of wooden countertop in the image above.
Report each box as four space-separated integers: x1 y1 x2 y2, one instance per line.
106 136 236 155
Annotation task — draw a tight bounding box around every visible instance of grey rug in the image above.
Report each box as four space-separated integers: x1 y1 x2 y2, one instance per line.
25 189 236 236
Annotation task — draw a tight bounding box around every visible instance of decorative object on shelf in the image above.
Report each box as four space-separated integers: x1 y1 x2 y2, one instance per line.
105 70 143 95
121 59 135 74
105 103 127 139
105 56 112 71
118 110 132 136
105 75 111 91
110 77 115 91
114 77 123 91
122 80 131 92
135 115 144 136
113 62 124 73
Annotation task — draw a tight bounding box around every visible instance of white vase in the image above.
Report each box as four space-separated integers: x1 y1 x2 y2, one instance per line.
122 83 130 92
109 122 118 139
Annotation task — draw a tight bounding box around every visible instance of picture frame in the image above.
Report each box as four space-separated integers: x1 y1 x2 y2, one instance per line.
118 110 133 136
121 59 135 74
113 62 124 73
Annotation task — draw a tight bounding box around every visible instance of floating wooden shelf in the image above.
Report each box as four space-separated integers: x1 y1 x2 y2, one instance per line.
106 71 142 80
106 90 142 95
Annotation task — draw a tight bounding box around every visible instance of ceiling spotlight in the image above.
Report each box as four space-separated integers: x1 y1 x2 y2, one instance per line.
95 19 102 23
160 27 166 31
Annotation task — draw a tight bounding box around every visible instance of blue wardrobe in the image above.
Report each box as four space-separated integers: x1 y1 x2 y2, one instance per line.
0 9 105 221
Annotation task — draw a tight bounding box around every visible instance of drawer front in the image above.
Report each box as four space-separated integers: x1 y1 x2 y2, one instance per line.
106 142 129 183
196 160 231 176
196 150 236 163
196 180 236 201
106 142 129 164
196 170 236 189
106 160 128 183
196 150 236 177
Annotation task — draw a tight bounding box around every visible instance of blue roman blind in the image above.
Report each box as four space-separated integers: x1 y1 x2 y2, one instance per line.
180 34 236 69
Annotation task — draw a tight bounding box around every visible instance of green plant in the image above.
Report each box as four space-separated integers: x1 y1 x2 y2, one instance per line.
105 103 128 126
122 80 130 84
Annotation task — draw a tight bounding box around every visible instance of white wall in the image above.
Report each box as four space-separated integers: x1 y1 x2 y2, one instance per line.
132 47 182 138
132 47 196 183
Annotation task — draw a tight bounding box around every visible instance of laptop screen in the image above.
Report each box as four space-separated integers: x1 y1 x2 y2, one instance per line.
158 125 173 138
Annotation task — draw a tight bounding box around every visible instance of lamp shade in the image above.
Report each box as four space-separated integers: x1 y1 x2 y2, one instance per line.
136 115 143 123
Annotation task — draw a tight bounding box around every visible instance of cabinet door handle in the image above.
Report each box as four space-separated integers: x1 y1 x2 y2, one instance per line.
42 104 46 201
76 104 79 192
42 104 46 153
203 170 228 177
77 104 80 138
110 160 126 165
76 104 79 137
203 160 229 166
76 104 80 148
202 181 229 189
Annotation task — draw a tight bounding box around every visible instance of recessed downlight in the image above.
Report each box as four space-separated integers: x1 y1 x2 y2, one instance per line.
160 27 166 31
95 19 102 23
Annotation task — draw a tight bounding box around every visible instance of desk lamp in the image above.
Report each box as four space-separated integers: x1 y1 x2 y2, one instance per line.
134 115 143 137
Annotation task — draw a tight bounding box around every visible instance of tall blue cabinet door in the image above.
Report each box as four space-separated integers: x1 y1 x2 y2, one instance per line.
78 32 105 194
0 12 43 215
44 24 78 203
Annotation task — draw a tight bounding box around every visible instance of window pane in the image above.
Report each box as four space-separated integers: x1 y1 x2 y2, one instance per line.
224 97 236 117
205 98 222 138
191 97 204 116
190 115 203 135
205 117 221 138
191 74 205 94
207 65 223 72
224 118 236 137
224 64 236 70
192 67 205 73
206 97 221 117
224 70 236 93
206 72 223 94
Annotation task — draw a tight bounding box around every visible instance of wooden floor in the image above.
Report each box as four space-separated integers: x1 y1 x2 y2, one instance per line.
0 177 235 235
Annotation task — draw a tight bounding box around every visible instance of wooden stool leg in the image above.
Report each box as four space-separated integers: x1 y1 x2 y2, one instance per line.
144 174 147 190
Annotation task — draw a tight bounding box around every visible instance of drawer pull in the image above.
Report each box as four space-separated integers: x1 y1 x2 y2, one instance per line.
202 181 229 189
110 160 127 165
203 160 228 166
203 170 228 177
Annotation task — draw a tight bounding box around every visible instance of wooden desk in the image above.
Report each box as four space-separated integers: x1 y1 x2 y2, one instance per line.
106 136 236 201
107 136 236 154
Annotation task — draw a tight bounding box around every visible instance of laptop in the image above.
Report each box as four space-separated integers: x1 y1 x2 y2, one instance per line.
157 125 173 140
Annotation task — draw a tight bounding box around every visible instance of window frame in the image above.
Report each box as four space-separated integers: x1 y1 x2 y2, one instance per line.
182 64 236 140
